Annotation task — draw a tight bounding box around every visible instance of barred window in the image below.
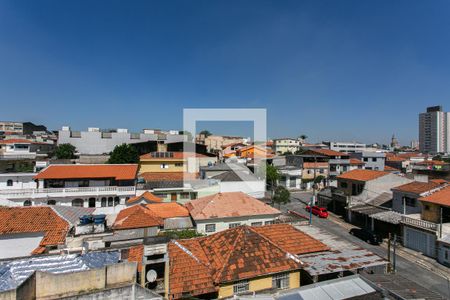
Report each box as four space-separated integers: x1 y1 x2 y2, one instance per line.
233 280 249 294
205 224 216 233
229 223 241 229
272 272 289 289
251 222 263 227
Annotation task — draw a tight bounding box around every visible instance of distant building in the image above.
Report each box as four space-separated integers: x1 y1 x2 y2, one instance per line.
391 134 399 148
350 151 386 171
323 141 375 153
419 106 450 154
0 121 23 135
272 138 301 154
58 126 186 155
196 134 245 152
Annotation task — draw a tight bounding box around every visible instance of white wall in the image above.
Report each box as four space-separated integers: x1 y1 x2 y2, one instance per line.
195 215 279 234
0 173 37 189
0 233 44 259
219 181 265 198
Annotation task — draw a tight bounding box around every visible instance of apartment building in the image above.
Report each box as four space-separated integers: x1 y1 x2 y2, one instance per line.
351 151 386 171
272 138 301 154
419 106 450 154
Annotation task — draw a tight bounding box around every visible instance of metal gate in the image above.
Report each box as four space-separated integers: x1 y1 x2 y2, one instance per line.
404 226 436 258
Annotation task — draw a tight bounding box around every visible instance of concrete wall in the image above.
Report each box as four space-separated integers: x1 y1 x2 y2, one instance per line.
0 232 45 259
196 215 280 234
35 262 137 299
0 173 36 189
392 190 422 214
421 202 441 223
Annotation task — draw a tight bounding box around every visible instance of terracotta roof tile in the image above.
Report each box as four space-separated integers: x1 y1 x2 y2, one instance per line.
431 179 448 184
416 160 449 166
140 172 199 182
0 207 69 254
0 139 33 144
127 191 162 204
35 164 138 180
419 185 450 206
168 224 328 299
337 169 389 182
145 202 190 219
349 158 364 165
186 192 281 220
307 149 349 157
113 205 162 230
383 165 400 172
392 181 442 195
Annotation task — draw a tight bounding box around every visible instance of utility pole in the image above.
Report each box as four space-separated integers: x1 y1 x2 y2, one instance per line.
393 234 397 273
440 207 443 239
387 232 392 273
309 154 317 225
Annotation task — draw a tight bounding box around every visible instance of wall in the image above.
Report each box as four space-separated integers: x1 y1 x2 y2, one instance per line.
219 181 265 198
139 159 185 174
196 215 280 234
0 173 36 189
421 202 441 223
392 191 422 214
0 232 44 259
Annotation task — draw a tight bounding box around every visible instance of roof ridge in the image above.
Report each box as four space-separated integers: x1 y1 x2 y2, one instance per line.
212 227 246 283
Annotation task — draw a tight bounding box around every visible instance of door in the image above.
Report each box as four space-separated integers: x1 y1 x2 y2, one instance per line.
404 227 436 258
171 193 177 202
88 198 96 208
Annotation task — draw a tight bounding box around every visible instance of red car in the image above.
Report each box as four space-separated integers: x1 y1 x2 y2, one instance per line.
305 205 329 218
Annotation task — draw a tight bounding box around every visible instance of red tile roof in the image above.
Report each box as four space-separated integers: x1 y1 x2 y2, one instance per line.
140 152 209 159
416 160 449 166
307 149 348 157
431 179 448 185
392 181 442 195
0 207 69 254
35 164 139 180
386 156 407 162
383 165 400 172
419 185 450 206
303 162 328 168
140 172 199 182
113 205 162 230
349 158 364 165
0 139 33 144
337 169 389 182
186 192 281 220
127 191 162 204
168 224 328 299
145 202 190 219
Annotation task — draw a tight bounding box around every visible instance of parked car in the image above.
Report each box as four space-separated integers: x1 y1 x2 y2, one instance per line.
305 205 329 218
349 228 382 245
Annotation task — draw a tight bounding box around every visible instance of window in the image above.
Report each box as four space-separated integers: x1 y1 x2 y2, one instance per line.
363 157 368 162
251 222 263 227
229 223 241 229
233 280 249 294
114 196 120 206
340 182 348 188
265 220 274 225
272 272 290 289
23 200 32 206
72 199 84 207
160 164 169 169
47 200 56 205
180 192 190 199
205 224 216 233
175 163 183 167
101 197 107 207
108 197 113 207
446 250 449 260
319 169 324 174
6 179 13 187
372 158 377 162
403 196 416 207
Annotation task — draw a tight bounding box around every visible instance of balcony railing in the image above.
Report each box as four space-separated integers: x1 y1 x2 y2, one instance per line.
0 186 136 199
401 215 438 232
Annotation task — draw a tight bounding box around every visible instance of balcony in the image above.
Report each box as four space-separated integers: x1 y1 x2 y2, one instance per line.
400 215 439 232
0 186 136 199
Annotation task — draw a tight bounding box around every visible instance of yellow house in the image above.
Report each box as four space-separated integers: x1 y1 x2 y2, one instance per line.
166 224 329 299
139 151 217 174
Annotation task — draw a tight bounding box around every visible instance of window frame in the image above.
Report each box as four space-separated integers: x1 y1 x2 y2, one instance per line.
233 280 249 294
205 224 216 233
272 272 290 289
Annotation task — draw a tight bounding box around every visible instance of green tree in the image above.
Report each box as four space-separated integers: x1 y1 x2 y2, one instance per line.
272 186 291 208
299 134 308 140
266 164 281 193
199 130 212 137
163 229 204 239
107 144 139 164
54 143 76 159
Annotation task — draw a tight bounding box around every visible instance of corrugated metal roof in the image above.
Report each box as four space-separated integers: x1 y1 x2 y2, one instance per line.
370 211 403 224
0 251 119 292
277 275 376 300
51 206 96 226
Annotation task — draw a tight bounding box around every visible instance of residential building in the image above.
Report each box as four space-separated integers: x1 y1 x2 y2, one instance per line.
196 134 245 152
411 159 450 181
349 158 365 170
139 151 216 174
0 164 138 213
0 173 37 189
305 149 351 179
301 162 328 189
0 139 37 160
277 165 302 190
166 224 328 299
392 181 443 214
323 141 369 153
58 126 186 155
210 169 266 198
419 106 450 154
221 142 248 158
272 138 301 154
0 206 69 258
185 192 281 234
350 151 386 171
125 191 163 205
0 121 23 135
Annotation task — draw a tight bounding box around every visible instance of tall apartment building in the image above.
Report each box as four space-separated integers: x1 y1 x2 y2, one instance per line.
419 106 450 154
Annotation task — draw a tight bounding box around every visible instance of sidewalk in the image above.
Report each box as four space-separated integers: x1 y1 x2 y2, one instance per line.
326 211 450 280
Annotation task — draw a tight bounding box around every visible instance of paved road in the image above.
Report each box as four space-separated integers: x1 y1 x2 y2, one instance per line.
282 191 450 299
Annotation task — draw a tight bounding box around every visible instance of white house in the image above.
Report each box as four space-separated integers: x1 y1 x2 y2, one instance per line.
0 139 36 160
0 173 37 189
185 192 281 234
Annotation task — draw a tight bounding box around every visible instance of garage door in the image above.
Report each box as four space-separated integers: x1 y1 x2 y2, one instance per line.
404 227 436 258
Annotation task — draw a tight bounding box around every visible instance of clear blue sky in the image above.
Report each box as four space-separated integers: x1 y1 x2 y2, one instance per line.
1 1 449 145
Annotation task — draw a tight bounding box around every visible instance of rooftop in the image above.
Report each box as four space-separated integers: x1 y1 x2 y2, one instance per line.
349 158 365 165
307 148 349 157
186 192 281 220
419 185 450 206
0 207 69 254
392 181 442 195
145 202 190 219
140 151 209 160
126 191 163 204
0 139 33 144
337 169 389 182
167 224 328 299
112 205 162 230
35 164 139 180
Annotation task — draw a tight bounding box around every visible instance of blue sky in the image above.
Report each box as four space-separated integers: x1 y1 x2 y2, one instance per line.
1 1 450 145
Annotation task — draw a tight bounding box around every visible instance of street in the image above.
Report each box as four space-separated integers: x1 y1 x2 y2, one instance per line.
281 191 450 299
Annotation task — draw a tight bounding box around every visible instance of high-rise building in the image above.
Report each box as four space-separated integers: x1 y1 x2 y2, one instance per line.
419 106 450 154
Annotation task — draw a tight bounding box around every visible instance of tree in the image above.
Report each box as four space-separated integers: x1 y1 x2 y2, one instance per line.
107 144 139 164
54 143 76 159
266 164 281 193
272 186 291 208
199 130 212 137
299 134 308 141
163 229 204 239
282 151 293 156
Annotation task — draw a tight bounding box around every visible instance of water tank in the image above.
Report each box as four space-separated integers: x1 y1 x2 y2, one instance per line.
93 214 106 224
79 215 93 225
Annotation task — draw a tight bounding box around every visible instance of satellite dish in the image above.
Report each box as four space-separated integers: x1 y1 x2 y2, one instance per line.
146 269 158 282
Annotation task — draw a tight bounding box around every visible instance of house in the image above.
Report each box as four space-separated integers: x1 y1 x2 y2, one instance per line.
272 138 301 154
221 142 247 158
301 162 329 189
401 185 450 259
411 160 450 181
304 149 351 181
185 192 281 234
196 134 246 152
236 145 274 160
323 141 372 153
126 191 163 205
392 181 443 214
0 164 140 213
350 151 386 171
139 151 216 174
0 139 37 160
349 158 365 170
0 172 37 189
0 207 69 258
166 224 329 299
